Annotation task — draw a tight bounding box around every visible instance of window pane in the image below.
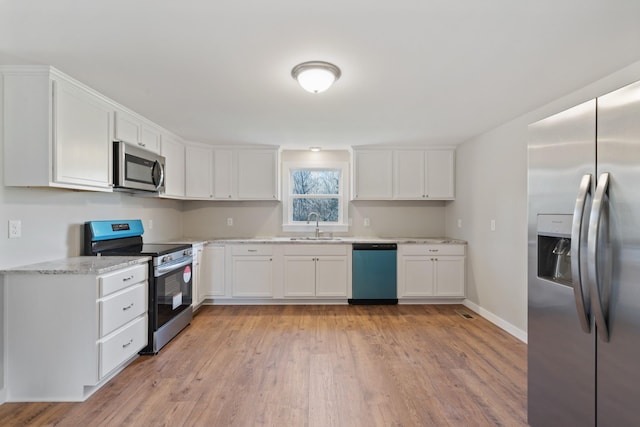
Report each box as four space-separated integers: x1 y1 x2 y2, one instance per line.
292 198 339 222
292 170 340 195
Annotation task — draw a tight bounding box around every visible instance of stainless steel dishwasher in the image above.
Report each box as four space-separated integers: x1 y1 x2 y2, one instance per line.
349 243 398 305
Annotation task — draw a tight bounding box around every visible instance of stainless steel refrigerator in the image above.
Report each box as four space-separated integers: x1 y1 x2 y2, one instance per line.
528 79 640 426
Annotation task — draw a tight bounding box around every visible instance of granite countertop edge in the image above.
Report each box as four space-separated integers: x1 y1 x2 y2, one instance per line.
1 256 151 275
171 237 467 245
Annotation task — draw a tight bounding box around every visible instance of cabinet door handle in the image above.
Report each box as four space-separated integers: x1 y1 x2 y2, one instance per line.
122 339 134 349
122 303 134 311
122 275 134 282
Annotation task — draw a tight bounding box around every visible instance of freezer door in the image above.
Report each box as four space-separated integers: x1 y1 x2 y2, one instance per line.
527 99 596 427
595 80 640 426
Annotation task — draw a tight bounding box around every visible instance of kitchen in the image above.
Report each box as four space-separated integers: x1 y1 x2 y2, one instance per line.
1 1 640 425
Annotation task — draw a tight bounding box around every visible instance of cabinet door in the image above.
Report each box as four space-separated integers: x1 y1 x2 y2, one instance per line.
315 256 348 297
213 149 234 199
425 149 455 199
400 256 435 297
237 149 278 200
393 150 425 199
353 150 393 199
114 110 141 145
434 256 465 297
283 256 316 297
54 79 113 189
140 125 161 154
232 256 273 297
201 245 226 299
161 135 185 197
185 144 212 198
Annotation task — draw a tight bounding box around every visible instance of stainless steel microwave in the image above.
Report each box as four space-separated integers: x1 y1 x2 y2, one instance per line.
113 141 165 193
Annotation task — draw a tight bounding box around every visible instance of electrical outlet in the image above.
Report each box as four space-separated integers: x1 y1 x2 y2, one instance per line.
148 219 154 230
491 219 496 232
364 217 370 227
227 217 234 226
457 219 462 228
9 219 21 238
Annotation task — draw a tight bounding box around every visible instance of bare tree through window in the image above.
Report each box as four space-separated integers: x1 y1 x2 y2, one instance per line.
291 169 340 222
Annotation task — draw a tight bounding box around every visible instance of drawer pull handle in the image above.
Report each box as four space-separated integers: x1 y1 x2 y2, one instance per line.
122 339 134 349
122 275 134 282
122 303 134 311
429 249 439 253
248 249 258 252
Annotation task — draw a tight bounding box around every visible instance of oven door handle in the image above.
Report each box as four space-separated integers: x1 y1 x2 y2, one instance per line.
155 257 192 277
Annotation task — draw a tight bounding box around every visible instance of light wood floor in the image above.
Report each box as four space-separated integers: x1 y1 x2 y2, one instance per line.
0 305 527 426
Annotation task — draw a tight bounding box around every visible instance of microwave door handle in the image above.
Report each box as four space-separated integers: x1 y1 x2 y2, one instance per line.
571 174 592 333
587 172 610 342
152 160 164 190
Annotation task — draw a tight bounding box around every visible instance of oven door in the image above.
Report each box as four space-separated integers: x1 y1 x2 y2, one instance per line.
154 257 193 330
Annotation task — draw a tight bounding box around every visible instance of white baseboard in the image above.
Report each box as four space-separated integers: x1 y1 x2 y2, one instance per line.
463 300 528 343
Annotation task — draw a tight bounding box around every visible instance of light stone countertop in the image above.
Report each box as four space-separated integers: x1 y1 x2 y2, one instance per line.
0 256 150 275
172 237 467 245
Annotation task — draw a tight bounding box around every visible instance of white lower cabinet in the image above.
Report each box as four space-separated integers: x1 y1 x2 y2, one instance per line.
3 262 148 402
398 244 466 298
231 245 274 297
200 244 226 301
283 245 349 298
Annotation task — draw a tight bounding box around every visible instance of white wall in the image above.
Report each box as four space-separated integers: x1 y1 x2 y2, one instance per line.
446 58 640 340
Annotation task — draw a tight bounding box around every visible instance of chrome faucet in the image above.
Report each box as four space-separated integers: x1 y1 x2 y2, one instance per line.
307 212 320 238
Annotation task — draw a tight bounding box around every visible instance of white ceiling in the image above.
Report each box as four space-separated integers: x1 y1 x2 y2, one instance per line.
2 1 640 149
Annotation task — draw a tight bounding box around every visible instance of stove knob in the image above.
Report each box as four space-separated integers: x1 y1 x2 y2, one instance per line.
162 255 170 263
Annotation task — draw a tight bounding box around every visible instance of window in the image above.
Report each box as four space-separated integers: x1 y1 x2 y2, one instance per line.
282 161 349 232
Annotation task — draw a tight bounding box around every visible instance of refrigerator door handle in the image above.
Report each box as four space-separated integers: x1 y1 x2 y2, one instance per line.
571 174 592 333
587 172 610 342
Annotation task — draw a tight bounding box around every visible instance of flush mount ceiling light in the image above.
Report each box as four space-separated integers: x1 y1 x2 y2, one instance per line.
291 61 341 93
309 147 321 152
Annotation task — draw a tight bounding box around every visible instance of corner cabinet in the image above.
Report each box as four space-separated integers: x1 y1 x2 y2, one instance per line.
352 146 455 200
3 262 149 402
397 244 466 298
3 66 114 191
283 245 349 298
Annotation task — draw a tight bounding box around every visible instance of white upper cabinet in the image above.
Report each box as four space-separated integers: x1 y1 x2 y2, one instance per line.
161 134 185 198
114 109 161 154
394 149 455 199
182 146 279 201
2 66 113 191
353 146 455 200
185 143 213 199
352 149 393 200
237 149 279 200
212 148 234 199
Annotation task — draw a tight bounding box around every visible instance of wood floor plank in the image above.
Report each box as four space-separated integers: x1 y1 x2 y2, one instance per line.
0 305 527 426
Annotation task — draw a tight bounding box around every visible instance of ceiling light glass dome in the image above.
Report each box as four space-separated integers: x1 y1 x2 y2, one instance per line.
291 61 341 94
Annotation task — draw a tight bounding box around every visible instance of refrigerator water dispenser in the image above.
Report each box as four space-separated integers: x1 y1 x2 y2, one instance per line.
537 214 573 285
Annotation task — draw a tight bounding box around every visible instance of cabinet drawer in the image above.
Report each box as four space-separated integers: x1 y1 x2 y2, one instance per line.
99 315 147 379
99 264 148 297
283 244 348 256
231 245 273 256
401 244 465 256
100 283 147 337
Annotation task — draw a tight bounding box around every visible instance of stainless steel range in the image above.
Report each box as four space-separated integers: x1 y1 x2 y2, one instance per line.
84 219 193 354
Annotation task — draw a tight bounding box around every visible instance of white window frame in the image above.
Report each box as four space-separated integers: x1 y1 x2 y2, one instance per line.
282 161 349 233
